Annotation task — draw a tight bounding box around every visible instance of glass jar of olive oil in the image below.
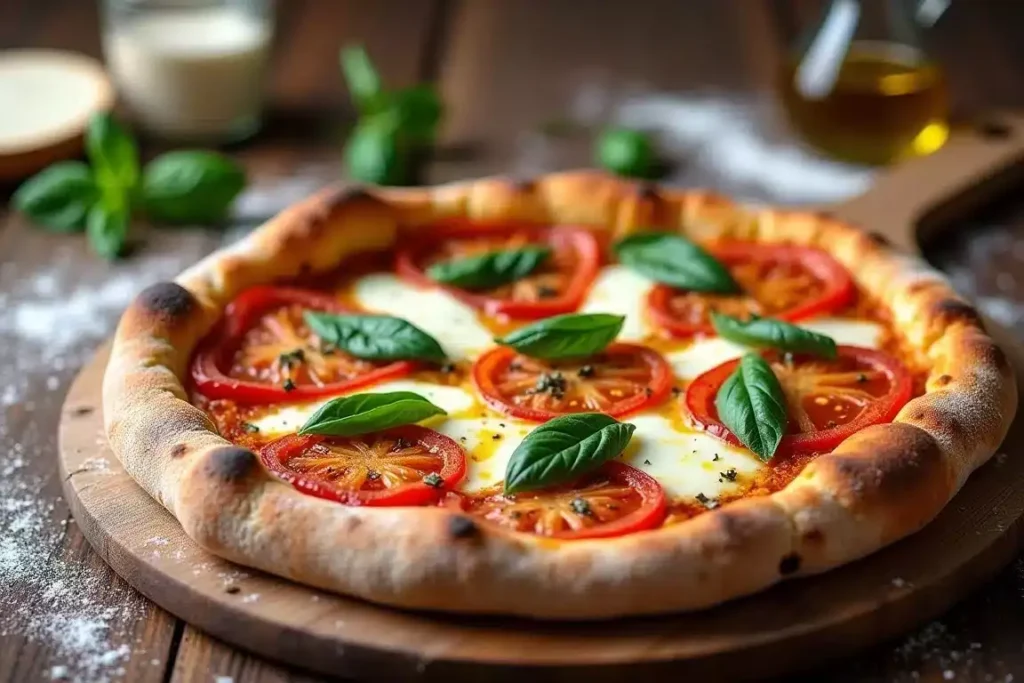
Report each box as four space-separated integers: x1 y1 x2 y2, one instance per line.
779 0 949 165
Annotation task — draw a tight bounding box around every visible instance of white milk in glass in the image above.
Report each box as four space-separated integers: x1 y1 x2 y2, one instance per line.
104 6 271 141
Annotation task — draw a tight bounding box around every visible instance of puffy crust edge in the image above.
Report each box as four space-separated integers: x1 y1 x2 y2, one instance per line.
102 171 1017 618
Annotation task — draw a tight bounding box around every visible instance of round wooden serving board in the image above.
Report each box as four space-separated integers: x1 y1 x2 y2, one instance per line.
59 114 1024 681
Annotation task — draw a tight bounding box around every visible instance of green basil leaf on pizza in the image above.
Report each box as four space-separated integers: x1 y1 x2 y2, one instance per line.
426 246 551 290
494 313 625 360
304 311 447 363
715 353 787 461
614 231 739 293
298 391 446 436
711 312 838 359
504 413 636 494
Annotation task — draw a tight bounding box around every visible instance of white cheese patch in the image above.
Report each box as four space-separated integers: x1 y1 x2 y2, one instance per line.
438 417 533 493
667 316 885 380
249 380 477 436
620 415 763 500
578 264 653 341
353 273 493 361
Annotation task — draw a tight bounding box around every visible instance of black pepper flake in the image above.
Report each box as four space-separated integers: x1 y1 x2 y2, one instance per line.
526 371 567 399
712 454 720 462
367 470 382 481
569 497 592 516
241 422 260 433
695 492 710 504
671 387 682 397
695 493 719 510
719 467 738 482
644 386 653 397
278 348 305 368
644 459 652 466
491 433 502 440
282 378 296 392
393 437 412 450
857 373 868 383
423 472 444 488
577 364 596 378
499 423 506 428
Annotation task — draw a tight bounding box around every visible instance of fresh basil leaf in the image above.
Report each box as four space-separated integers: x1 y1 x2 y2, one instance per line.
711 312 837 359
142 151 246 224
495 313 625 360
504 413 635 494
596 127 655 179
86 113 139 191
614 232 739 293
86 196 129 260
13 161 99 232
298 391 446 436
343 117 408 185
382 85 443 144
715 353 787 461
304 312 446 363
340 44 383 112
426 246 550 290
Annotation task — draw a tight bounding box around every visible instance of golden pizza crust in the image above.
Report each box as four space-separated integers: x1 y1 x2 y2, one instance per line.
102 171 1017 618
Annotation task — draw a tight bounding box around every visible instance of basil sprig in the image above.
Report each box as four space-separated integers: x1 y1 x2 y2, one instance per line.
426 246 551 290
716 353 787 461
495 313 624 360
304 311 447 363
711 313 837 359
299 391 446 436
12 113 246 260
504 413 635 494
614 232 738 293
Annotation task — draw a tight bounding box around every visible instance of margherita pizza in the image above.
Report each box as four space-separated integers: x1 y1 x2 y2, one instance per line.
102 172 1017 619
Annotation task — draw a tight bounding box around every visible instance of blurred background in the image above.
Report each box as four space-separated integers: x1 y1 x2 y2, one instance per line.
3 1 1024 682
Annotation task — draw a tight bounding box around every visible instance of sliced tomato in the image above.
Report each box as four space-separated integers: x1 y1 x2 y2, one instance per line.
465 462 666 539
395 220 601 319
646 243 854 338
472 342 672 422
259 425 466 506
686 345 913 456
191 286 414 404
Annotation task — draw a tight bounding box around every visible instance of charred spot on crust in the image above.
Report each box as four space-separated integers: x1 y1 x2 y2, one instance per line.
170 444 188 458
867 231 891 247
933 299 984 329
448 515 480 540
779 553 802 575
973 337 1011 375
802 529 825 546
71 405 94 417
634 181 661 202
137 282 197 322
225 585 241 594
323 186 376 212
506 177 536 193
935 374 953 387
205 446 258 483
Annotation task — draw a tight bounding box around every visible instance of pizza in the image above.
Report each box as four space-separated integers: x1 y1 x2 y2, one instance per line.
102 171 1017 619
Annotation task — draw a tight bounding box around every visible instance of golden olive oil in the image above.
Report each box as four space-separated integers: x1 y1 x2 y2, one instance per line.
780 41 949 165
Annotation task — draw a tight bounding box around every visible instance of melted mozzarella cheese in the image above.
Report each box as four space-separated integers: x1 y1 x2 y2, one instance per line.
667 317 885 380
353 273 493 360
438 417 533 493
249 380 477 436
620 415 763 500
578 265 653 341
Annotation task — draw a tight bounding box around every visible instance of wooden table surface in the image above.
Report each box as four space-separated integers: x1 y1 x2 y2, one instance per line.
3 1 1024 681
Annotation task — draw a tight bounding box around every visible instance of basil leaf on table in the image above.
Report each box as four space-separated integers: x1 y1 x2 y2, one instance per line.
86 197 129 260
504 413 635 494
340 45 384 112
711 313 838 359
12 161 99 232
299 391 446 437
715 353 787 461
381 85 444 144
86 113 139 191
344 117 407 186
426 246 551 290
614 232 739 293
596 127 655 179
304 311 447 363
142 151 246 224
495 313 625 360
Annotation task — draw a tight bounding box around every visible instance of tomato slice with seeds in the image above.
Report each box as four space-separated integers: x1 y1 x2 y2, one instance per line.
395 220 601 319
472 343 672 422
259 425 466 506
191 286 414 404
686 346 912 456
465 462 665 540
646 243 854 337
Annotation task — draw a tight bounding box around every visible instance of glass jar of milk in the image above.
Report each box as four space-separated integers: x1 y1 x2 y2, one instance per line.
102 0 273 143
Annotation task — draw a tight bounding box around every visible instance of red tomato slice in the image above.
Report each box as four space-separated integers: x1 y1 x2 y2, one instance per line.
685 345 913 456
259 425 466 506
472 342 672 422
395 220 601 319
464 462 666 540
647 243 854 338
191 286 414 404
